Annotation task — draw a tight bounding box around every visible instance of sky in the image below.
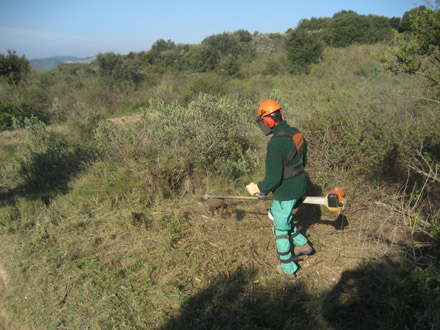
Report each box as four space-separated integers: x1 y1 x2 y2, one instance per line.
0 0 427 60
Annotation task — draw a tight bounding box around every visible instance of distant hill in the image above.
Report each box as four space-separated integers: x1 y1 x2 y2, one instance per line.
30 56 95 72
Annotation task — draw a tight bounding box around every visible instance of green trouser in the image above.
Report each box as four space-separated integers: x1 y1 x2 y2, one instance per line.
271 199 308 275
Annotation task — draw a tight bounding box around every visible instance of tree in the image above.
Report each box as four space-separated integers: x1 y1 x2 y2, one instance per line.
399 6 428 32
233 29 252 43
151 39 175 54
184 45 218 72
149 39 176 64
328 11 393 47
96 52 144 89
382 1 440 87
0 49 31 85
296 16 331 32
389 17 401 31
202 32 241 58
96 52 123 77
285 29 323 74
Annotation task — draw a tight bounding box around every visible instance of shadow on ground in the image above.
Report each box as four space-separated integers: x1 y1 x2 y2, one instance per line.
0 145 89 207
159 258 439 330
294 176 348 235
322 257 439 330
159 267 321 330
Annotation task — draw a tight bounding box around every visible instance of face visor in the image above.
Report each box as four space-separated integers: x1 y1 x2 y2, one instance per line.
256 117 273 136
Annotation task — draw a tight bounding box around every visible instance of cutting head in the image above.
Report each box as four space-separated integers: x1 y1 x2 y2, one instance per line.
205 198 225 209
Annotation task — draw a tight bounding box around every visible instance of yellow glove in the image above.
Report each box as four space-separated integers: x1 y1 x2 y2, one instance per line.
246 182 260 195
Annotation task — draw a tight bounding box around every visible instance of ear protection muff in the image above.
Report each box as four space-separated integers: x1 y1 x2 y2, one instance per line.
259 110 276 129
262 116 276 128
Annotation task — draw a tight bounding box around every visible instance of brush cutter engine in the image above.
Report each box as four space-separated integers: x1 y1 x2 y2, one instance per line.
326 187 347 213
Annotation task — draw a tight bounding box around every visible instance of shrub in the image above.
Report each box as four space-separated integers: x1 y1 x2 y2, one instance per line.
381 2 440 88
328 11 394 47
85 95 259 202
96 52 144 90
0 49 31 85
0 87 50 130
285 30 324 74
8 117 80 193
183 45 218 72
141 95 259 179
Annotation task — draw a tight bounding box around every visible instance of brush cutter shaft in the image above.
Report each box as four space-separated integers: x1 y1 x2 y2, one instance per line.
203 187 347 213
204 194 327 205
203 193 259 200
203 193 271 201
302 196 326 205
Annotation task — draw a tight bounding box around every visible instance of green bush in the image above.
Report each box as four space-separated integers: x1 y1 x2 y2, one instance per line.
0 89 50 130
382 2 440 88
8 117 80 193
295 10 395 48
0 49 31 85
92 118 136 158
285 30 324 74
96 52 144 90
181 73 230 102
328 11 394 47
183 45 218 72
399 5 428 32
82 95 259 202
141 95 259 179
71 109 105 146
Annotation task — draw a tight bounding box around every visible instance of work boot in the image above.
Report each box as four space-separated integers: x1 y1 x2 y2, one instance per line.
276 265 297 282
294 242 314 256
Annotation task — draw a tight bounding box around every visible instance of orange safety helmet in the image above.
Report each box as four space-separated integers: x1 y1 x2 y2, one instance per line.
258 100 282 128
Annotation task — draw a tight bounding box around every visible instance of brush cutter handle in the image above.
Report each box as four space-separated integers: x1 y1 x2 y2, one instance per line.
255 193 273 200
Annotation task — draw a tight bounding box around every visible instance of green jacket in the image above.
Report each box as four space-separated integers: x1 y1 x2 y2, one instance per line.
257 121 308 201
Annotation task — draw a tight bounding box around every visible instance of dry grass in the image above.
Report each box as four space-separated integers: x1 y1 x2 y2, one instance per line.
0 165 421 329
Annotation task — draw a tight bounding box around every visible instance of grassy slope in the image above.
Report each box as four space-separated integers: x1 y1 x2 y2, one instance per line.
1 44 438 329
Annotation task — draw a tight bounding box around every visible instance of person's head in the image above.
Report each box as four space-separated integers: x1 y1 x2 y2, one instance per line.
258 99 283 129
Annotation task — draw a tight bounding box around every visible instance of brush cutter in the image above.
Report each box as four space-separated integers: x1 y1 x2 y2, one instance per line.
203 187 347 214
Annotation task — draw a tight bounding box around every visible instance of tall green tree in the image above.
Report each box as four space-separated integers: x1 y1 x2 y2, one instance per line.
382 1 440 87
0 49 31 85
149 39 176 64
399 5 428 32
151 39 175 54
96 52 143 89
285 29 323 74
329 11 393 47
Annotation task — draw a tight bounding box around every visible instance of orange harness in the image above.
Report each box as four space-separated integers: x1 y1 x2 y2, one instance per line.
272 128 305 179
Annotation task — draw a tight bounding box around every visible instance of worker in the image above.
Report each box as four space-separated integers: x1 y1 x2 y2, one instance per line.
246 100 313 280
